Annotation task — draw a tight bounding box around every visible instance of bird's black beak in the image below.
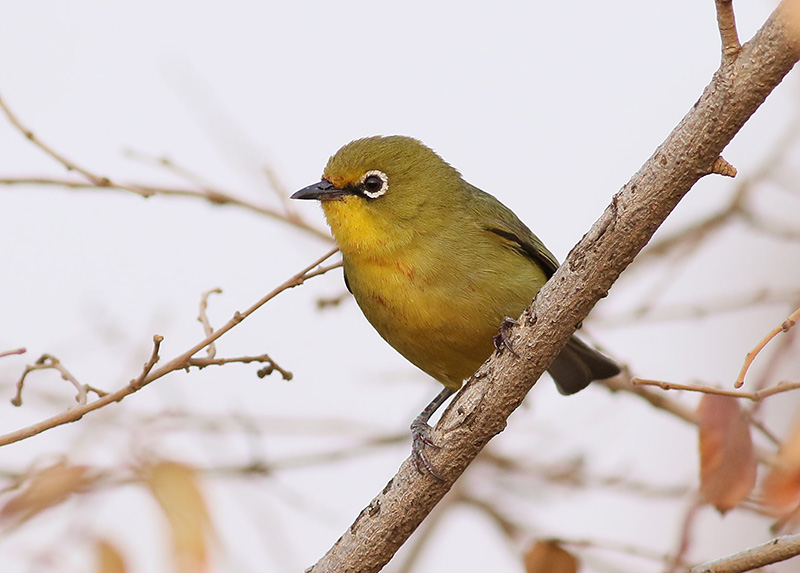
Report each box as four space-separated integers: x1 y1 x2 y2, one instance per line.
291 180 348 201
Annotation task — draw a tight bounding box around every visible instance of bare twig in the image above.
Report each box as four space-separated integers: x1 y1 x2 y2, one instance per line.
604 374 699 425
741 411 782 446
0 176 331 241
0 94 328 243
613 375 782 468
11 354 105 407
198 288 223 359
128 335 164 392
716 0 742 60
265 434 406 470
123 149 305 230
595 288 800 327
0 91 331 240
633 377 800 401
668 497 704 572
0 348 26 359
463 489 678 566
735 306 800 388
749 322 799 415
711 155 738 177
0 248 339 448
625 375 784 447
0 95 110 186
739 209 800 242
123 149 223 191
554 536 675 567
687 533 800 572
480 450 690 497
187 353 293 381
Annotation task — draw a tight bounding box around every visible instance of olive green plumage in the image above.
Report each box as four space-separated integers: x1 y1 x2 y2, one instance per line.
293 135 619 395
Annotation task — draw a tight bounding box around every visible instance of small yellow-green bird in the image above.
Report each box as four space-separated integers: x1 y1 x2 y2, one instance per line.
292 136 619 477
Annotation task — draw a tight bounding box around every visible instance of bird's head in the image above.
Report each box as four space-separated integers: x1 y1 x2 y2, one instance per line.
292 136 462 255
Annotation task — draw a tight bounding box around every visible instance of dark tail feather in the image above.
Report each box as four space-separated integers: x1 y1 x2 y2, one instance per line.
547 336 620 395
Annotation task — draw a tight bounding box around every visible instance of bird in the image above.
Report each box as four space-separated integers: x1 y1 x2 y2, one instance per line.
292 136 619 478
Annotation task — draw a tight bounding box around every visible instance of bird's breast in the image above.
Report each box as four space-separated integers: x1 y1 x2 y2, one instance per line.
321 197 546 389
341 246 524 389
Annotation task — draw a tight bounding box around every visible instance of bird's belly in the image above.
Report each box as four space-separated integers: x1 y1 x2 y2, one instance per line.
346 257 523 390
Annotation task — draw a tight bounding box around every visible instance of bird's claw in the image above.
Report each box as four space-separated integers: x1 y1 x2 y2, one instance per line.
493 316 520 357
410 420 445 481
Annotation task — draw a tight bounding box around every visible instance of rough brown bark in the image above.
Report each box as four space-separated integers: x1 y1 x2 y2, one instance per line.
309 4 800 572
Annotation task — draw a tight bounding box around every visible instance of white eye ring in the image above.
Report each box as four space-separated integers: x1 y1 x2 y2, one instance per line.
361 170 388 199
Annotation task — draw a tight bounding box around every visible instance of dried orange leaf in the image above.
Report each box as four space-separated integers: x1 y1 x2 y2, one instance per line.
763 408 800 510
697 394 756 513
96 539 127 573
524 540 578 573
144 462 211 573
0 462 93 525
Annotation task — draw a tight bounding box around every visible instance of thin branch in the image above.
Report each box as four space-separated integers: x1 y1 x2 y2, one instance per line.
480 450 690 498
613 375 781 468
668 497 703 572
198 288 223 359
0 91 332 242
0 348 26 359
711 155 738 177
739 209 800 242
123 149 307 231
554 536 676 567
0 95 109 186
187 353 293 381
603 374 698 425
770 499 800 534
463 490 678 566
621 376 784 447
749 320 799 414
123 148 225 191
0 248 339 448
11 354 105 407
633 377 800 402
595 288 800 327
716 0 742 60
0 176 331 241
128 335 164 392
265 434 406 470
687 533 800 573
741 411 782 446
735 305 800 388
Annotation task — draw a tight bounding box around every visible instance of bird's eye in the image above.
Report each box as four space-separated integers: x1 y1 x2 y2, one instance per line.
364 175 382 192
361 170 388 199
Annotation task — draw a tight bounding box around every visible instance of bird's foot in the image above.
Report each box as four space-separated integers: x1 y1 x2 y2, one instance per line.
410 419 445 481
493 316 520 357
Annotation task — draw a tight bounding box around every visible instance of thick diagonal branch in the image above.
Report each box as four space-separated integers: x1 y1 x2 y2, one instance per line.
309 4 800 572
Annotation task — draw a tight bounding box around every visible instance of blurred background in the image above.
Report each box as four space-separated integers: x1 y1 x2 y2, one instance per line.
1 1 800 571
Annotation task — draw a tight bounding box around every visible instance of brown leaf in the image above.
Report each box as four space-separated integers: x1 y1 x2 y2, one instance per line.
763 408 800 510
524 540 579 573
96 539 127 573
143 461 211 573
0 461 93 525
697 394 756 513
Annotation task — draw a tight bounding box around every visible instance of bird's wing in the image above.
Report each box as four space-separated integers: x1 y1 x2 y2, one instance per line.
342 267 353 294
468 184 560 277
